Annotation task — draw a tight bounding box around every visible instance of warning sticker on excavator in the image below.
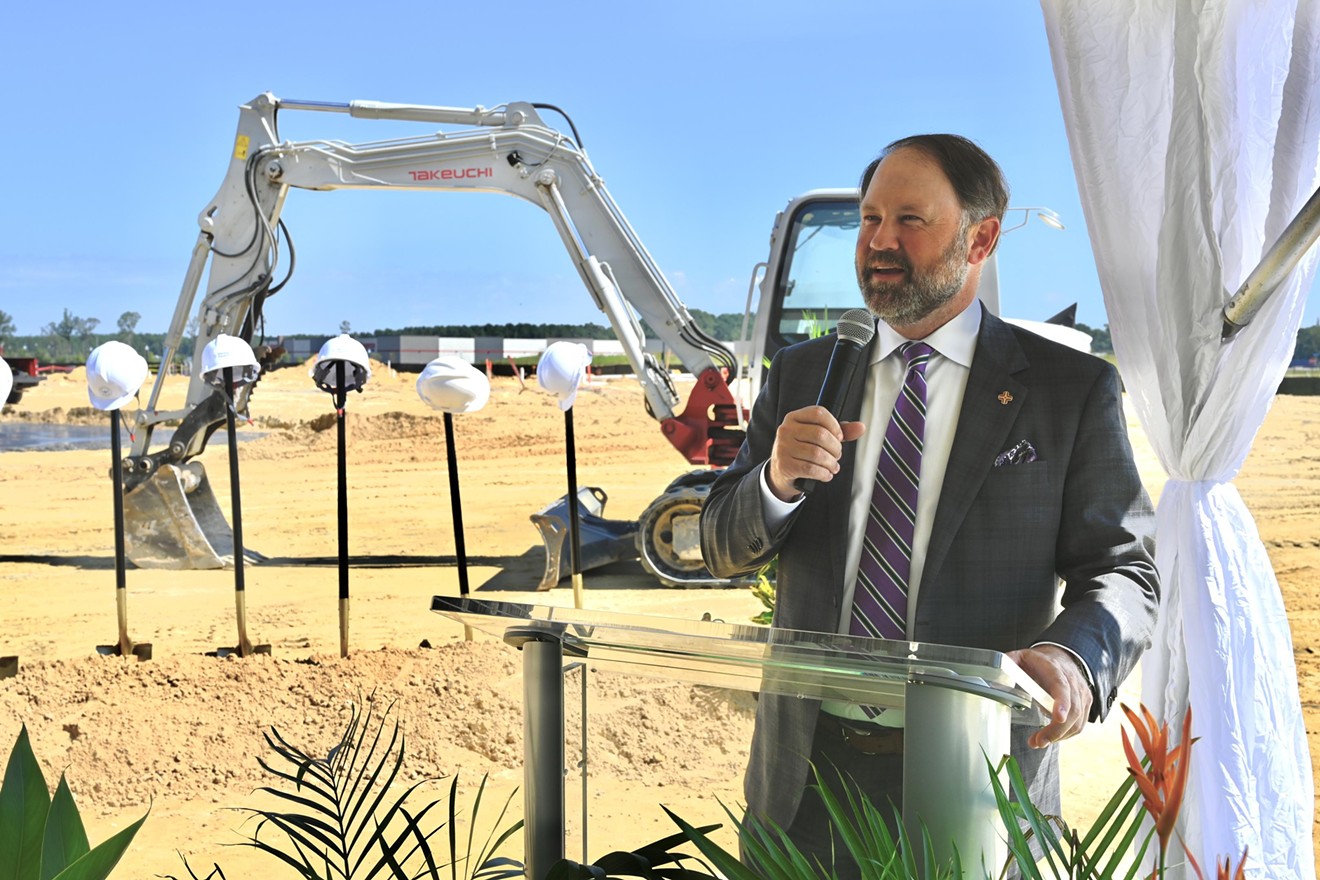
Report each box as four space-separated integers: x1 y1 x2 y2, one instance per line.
234 135 250 161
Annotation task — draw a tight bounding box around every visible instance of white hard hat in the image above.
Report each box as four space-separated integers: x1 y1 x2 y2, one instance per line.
312 334 372 393
201 334 261 387
0 357 12 407
87 341 150 411
537 341 592 411
416 356 490 414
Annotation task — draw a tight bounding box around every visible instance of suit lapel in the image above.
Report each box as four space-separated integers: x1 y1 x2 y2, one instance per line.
920 313 1028 593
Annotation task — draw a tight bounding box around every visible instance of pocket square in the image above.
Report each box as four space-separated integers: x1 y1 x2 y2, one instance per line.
994 439 1038 467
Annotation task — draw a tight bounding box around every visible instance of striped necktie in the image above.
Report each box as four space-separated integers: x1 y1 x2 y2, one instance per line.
850 341 933 641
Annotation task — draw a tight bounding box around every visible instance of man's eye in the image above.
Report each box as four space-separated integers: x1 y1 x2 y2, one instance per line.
901 214 923 223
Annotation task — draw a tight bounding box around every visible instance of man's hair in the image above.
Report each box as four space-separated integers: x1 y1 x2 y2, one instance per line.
859 134 1010 227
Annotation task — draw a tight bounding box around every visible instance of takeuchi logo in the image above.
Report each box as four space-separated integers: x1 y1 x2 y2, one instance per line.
407 167 494 182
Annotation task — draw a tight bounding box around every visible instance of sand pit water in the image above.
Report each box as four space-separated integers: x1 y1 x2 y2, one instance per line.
1 362 1317 876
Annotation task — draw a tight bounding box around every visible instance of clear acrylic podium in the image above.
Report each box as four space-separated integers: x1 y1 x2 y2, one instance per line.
431 596 1051 879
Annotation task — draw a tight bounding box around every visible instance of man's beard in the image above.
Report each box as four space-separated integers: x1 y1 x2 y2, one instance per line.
857 229 971 326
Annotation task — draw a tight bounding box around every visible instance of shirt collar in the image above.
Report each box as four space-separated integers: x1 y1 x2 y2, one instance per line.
871 298 982 368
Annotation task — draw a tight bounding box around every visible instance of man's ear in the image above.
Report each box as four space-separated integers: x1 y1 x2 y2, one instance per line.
967 216 1001 266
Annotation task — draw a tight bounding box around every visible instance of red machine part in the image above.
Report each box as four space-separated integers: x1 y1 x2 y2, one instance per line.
660 367 746 467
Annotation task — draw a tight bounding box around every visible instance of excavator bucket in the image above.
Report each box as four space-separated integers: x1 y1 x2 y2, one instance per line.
122 461 262 570
529 487 640 591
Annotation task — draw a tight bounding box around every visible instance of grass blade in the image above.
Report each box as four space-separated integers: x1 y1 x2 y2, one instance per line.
663 806 762 880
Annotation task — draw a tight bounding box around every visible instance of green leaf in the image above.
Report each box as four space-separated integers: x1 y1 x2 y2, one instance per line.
48 807 147 880
41 775 91 879
0 725 52 880
984 756 1045 880
663 806 761 880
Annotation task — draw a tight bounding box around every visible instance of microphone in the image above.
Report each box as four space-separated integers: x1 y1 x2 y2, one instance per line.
796 308 876 495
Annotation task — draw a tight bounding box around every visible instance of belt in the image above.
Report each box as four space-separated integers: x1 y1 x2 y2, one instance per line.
819 713 904 756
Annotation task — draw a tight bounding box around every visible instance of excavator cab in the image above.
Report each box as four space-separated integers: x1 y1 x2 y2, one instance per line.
742 193 865 399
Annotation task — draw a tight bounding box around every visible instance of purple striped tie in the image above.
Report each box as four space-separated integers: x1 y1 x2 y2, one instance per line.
850 341 933 642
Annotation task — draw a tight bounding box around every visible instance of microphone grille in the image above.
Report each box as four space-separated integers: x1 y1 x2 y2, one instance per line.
835 309 876 346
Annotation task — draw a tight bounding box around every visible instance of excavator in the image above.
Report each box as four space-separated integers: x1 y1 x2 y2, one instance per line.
123 92 1085 588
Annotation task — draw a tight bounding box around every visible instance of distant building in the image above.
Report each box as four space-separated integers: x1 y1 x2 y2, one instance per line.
286 334 739 372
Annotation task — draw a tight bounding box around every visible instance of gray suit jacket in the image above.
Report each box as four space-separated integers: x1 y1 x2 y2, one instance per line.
700 311 1159 828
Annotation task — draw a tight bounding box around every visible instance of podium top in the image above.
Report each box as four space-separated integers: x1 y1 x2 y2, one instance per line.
432 596 1051 722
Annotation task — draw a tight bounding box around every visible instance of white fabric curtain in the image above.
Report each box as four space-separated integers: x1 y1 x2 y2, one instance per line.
1040 2 1320 877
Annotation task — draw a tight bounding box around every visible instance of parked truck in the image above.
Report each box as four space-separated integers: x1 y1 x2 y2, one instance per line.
4 356 45 405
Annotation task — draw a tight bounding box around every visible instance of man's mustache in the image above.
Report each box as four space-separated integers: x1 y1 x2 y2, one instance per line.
866 255 911 272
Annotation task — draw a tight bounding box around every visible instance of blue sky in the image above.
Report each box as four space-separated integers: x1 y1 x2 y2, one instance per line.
3 2 1315 339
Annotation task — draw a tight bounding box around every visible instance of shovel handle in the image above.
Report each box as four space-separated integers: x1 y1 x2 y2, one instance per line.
116 589 132 657
339 597 349 659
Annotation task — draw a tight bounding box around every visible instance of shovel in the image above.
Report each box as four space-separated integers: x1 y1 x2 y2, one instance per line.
443 411 474 641
213 366 270 658
334 361 351 659
563 407 585 609
97 411 151 661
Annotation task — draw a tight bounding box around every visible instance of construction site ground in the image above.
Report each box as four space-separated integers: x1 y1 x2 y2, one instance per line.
1 362 1317 876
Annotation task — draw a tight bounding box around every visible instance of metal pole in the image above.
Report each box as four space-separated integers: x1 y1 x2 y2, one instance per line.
564 408 584 609
508 629 566 880
336 360 350 659
224 367 253 657
1222 183 1320 340
443 412 473 642
110 413 131 657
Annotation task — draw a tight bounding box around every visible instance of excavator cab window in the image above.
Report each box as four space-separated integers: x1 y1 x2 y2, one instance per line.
769 199 862 350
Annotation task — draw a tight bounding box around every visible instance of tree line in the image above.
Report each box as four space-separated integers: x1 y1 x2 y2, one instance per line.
10 305 1320 366
374 309 749 342
0 308 165 363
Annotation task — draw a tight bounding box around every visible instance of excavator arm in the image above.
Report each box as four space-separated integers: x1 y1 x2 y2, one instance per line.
125 93 744 578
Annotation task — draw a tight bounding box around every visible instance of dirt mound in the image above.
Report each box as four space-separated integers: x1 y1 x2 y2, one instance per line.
16 405 106 425
1 645 754 815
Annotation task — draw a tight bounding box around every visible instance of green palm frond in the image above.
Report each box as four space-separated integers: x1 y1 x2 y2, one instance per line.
238 700 523 880
547 816 726 879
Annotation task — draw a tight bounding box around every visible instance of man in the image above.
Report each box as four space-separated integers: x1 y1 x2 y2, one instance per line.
700 134 1158 876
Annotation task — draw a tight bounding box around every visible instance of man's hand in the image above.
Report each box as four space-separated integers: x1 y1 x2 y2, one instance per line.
766 406 866 501
1006 645 1093 749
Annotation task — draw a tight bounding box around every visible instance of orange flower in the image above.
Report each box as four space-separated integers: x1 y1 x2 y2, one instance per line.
1120 703 1196 857
1215 848 1248 880
1184 843 1249 880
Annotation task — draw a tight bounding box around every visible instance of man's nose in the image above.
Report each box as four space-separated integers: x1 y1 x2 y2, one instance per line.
864 222 900 252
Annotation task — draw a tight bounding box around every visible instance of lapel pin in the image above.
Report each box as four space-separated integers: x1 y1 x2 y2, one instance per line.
998 391 1014 405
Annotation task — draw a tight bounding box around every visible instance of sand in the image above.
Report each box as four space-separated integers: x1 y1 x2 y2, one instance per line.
0 361 1315 877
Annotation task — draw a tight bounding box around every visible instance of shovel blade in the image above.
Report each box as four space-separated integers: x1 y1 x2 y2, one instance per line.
95 643 152 661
